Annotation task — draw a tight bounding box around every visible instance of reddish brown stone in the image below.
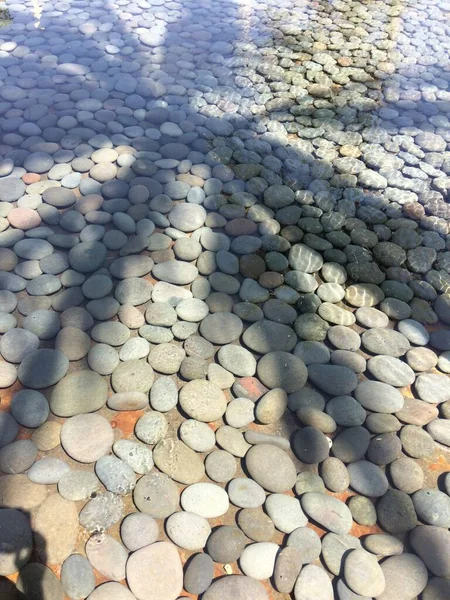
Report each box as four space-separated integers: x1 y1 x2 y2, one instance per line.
22 173 40 184
7 207 42 230
240 254 266 278
74 194 103 214
396 396 439 426
233 377 269 402
338 56 353 67
259 272 284 289
403 202 425 220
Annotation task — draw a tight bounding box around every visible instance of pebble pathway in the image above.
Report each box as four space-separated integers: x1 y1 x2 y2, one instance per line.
0 0 449 599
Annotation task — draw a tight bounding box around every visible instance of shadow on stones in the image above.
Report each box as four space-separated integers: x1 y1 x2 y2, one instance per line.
0 0 449 598
0 507 47 600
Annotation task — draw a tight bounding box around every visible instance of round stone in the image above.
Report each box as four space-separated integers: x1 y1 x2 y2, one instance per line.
344 549 386 597
11 390 49 428
18 349 69 389
166 511 211 550
61 414 114 463
61 554 95 600
133 471 179 518
200 312 243 344
257 351 308 393
179 380 227 422
245 444 296 492
1 328 40 363
120 513 159 551
50 370 108 417
205 450 237 483
111 360 154 393
153 439 205 484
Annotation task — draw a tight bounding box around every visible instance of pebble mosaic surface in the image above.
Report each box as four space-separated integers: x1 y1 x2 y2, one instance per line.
0 0 450 598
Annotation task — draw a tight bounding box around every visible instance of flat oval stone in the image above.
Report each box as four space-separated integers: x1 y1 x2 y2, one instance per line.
410 526 450 578
184 552 214 595
361 328 410 357
416 373 450 404
265 494 308 533
245 444 296 492
368 356 415 387
78 492 124 533
257 351 308 393
301 492 353 534
377 553 428 600
166 511 211 550
61 554 95 600
344 549 386 597
86 534 128 581
308 364 358 395
348 460 389 497
242 319 297 353
133 471 179 518
294 564 333 600
179 380 227 422
181 483 229 518
58 470 101 502
68 241 106 273
18 348 69 389
413 489 450 528
50 370 108 417
153 261 198 284
120 513 159 552
354 381 404 413
113 440 154 475
228 477 266 508
0 439 38 474
27 457 70 484
202 575 269 600
200 312 243 344
1 328 40 363
0 474 47 511
111 360 154 393
153 438 205 484
61 414 114 463
240 542 279 580
11 389 49 428
274 547 303 594
95 455 136 495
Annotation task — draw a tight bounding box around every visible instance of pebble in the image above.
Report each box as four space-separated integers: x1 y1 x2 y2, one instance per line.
133 472 179 518
153 438 205 484
240 542 279 580
166 511 211 550
202 575 269 600
377 553 428 600
294 564 333 600
78 492 124 533
61 414 114 463
86 534 128 581
61 554 96 600
184 553 214 595
246 444 296 492
206 525 247 563
301 492 353 534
